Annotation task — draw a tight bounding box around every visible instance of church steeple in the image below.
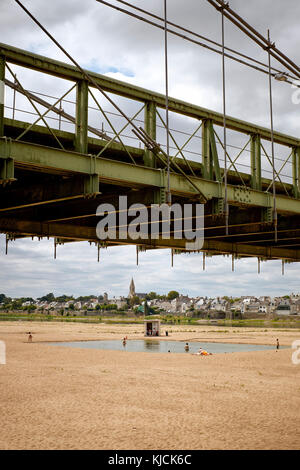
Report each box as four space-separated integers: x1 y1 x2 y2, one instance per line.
129 278 135 298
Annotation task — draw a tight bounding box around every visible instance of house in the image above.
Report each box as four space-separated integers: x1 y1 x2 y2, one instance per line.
210 298 229 313
243 302 260 314
275 299 291 316
112 297 127 309
170 295 190 314
258 304 268 313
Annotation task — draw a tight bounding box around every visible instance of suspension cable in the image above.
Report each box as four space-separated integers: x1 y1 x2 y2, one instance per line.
112 0 297 81
267 30 277 243
164 0 171 205
207 0 300 79
221 6 229 236
96 0 298 83
14 0 160 161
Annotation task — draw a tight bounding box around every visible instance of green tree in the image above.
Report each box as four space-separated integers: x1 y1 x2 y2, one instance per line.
76 295 98 302
56 295 74 302
167 291 179 301
38 293 55 302
145 292 158 300
27 305 36 313
129 296 141 307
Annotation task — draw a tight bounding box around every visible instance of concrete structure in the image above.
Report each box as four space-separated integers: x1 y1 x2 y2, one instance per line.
144 320 160 337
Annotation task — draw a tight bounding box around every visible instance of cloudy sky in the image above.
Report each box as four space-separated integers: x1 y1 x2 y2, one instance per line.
0 0 300 299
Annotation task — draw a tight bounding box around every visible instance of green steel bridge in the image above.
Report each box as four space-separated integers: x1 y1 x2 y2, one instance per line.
1 43 300 263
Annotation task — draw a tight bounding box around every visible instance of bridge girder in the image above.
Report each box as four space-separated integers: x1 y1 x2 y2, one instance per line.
0 43 300 262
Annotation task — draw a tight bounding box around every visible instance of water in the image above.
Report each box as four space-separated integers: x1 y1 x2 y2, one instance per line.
49 339 279 354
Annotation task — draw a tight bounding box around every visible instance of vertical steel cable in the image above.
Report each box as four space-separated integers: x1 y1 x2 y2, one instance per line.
59 99 62 130
12 76 17 121
221 7 229 235
164 0 171 205
267 29 277 242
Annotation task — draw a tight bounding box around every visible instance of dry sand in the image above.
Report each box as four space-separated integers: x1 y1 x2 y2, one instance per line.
0 321 299 450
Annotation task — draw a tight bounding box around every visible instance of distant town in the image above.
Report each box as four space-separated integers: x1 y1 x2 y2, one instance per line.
1 278 299 319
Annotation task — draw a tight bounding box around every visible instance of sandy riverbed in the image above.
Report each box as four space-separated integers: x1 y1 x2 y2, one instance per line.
0 321 299 450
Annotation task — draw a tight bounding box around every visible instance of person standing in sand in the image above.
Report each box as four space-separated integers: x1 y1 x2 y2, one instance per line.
28 332 32 343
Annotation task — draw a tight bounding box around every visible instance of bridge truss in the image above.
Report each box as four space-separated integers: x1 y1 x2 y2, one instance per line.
0 41 300 266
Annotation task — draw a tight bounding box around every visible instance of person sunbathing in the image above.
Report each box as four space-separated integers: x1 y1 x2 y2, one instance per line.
192 347 212 356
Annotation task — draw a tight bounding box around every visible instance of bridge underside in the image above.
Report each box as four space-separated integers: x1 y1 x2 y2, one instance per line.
1 120 300 263
1 44 300 262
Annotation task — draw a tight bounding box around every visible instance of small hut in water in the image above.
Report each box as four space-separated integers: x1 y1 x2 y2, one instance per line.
144 319 161 337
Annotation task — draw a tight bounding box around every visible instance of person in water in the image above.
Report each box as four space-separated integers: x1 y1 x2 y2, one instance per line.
276 338 280 351
184 343 189 352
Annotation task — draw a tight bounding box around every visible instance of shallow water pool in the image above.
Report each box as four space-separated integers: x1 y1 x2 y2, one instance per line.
49 339 279 354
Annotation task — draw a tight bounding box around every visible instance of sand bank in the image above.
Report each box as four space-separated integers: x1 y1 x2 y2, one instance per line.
0 321 299 450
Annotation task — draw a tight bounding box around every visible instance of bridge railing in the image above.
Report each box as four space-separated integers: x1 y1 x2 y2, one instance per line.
0 42 300 200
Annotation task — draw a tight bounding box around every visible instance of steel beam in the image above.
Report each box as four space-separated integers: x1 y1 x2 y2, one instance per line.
144 101 156 168
2 138 300 214
74 80 89 154
250 134 261 190
209 121 221 182
202 119 211 179
0 55 4 137
292 147 300 198
202 120 221 181
0 177 85 211
5 78 109 141
0 138 300 214
1 217 300 260
4 117 143 159
0 43 299 148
